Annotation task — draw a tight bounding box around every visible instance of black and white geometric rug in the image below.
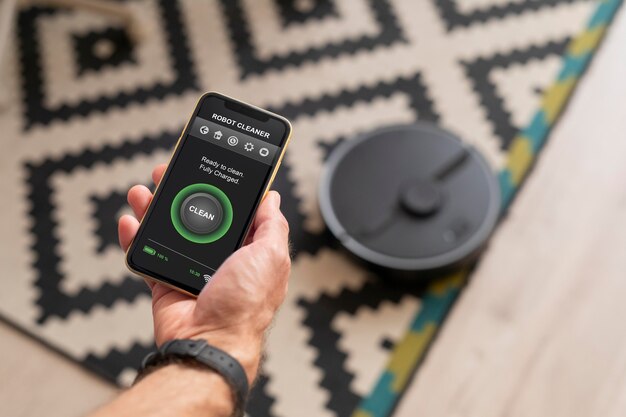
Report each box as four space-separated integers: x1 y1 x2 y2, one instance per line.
0 1 612 416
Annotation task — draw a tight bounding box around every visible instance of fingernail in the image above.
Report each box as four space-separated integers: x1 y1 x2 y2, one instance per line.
272 192 281 209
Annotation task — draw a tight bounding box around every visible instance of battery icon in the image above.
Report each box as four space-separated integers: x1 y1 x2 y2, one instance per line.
143 245 156 255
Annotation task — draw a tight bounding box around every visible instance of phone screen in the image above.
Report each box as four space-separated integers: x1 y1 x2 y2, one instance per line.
127 93 290 295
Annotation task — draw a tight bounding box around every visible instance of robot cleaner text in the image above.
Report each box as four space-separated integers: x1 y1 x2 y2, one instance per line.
211 113 270 139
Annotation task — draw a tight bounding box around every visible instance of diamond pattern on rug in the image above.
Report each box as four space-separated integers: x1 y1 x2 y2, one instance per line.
0 0 604 416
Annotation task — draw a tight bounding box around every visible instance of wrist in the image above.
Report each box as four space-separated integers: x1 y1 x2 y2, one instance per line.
138 339 251 417
193 330 263 384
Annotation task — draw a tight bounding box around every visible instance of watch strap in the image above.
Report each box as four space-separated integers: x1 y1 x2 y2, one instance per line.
139 339 249 413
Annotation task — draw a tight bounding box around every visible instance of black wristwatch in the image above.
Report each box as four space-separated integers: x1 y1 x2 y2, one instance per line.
138 339 249 414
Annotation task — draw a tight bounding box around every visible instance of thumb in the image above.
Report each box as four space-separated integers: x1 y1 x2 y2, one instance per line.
251 191 289 246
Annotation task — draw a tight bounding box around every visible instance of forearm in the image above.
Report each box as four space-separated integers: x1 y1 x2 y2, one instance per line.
90 363 235 417
90 331 263 417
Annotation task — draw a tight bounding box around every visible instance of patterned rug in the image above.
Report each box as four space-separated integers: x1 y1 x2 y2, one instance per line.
0 1 620 416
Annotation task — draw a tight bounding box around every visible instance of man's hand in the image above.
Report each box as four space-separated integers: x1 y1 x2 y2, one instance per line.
118 164 291 383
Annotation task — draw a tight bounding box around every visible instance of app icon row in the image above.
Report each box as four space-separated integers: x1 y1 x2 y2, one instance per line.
198 125 270 158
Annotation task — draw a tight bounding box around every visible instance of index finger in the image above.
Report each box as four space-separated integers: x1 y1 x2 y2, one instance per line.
152 164 167 186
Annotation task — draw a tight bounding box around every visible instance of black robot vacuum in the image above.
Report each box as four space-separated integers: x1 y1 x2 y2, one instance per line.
319 123 500 278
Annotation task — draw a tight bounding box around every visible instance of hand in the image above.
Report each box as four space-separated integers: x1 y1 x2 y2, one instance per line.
118 164 291 382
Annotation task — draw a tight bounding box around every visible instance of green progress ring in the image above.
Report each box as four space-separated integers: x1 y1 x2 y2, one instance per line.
171 183 233 244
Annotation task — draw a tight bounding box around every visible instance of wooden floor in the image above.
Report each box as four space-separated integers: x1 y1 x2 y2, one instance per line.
397 8 626 417
2 7 626 417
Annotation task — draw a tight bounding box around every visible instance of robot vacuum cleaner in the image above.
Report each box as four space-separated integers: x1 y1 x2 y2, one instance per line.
319 123 500 277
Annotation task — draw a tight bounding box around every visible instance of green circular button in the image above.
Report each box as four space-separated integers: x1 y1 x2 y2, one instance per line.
171 183 233 243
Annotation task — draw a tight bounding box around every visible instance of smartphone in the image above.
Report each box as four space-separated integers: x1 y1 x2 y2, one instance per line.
126 92 292 296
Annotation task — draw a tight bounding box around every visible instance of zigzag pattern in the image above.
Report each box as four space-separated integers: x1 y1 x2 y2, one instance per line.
298 278 425 416
27 131 177 322
434 0 590 29
16 0 198 128
464 38 570 149
0 1 617 417
275 0 337 26
221 0 407 78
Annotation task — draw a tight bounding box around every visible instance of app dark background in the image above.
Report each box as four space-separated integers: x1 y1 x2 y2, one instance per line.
130 95 288 293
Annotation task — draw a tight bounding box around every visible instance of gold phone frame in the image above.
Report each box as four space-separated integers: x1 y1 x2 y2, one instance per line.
125 91 293 297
